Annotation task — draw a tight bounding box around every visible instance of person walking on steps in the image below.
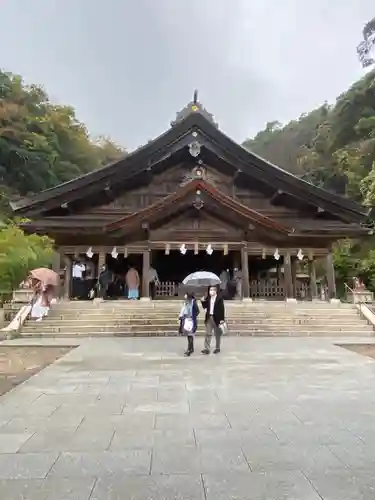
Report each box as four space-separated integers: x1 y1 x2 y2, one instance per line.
179 292 199 357
201 286 225 355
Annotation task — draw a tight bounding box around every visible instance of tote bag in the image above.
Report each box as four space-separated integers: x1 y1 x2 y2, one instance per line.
183 317 194 333
219 321 229 336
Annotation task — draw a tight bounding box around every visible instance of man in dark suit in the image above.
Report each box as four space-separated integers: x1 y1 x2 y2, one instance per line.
201 286 226 354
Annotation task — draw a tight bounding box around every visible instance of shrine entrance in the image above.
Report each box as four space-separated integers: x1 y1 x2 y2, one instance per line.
151 250 235 298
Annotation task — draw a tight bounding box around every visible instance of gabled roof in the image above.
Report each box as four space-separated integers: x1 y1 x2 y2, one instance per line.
11 98 368 223
106 179 290 235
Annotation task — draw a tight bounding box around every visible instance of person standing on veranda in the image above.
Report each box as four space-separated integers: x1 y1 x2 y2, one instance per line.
233 267 243 299
72 260 86 299
201 286 226 354
126 266 140 300
149 266 160 300
219 268 229 299
98 265 113 299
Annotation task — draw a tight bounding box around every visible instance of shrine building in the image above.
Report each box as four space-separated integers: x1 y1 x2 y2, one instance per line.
10 96 369 301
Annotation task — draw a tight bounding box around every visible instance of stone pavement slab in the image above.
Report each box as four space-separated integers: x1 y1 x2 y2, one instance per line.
0 432 34 453
91 475 205 500
0 452 59 479
304 468 375 500
242 441 345 472
0 477 96 500
109 428 195 450
49 450 152 478
203 471 321 500
19 427 115 453
1 337 375 498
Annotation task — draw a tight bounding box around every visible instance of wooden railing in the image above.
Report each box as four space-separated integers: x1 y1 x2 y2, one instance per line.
155 281 178 297
250 279 285 298
155 279 317 299
249 279 311 299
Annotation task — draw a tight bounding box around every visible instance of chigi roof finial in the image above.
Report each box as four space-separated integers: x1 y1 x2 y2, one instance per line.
170 90 218 128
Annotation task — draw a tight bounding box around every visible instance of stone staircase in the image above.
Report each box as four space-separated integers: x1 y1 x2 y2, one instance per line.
19 299 374 338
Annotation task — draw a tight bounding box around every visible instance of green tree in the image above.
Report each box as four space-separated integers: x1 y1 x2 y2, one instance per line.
0 70 126 202
243 106 330 175
93 136 126 166
0 224 54 293
357 17 375 68
244 68 375 291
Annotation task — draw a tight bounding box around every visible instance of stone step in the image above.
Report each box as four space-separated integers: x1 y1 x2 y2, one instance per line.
48 314 360 322
20 299 369 338
55 301 354 309
27 316 360 326
27 309 363 318
21 323 373 334
41 309 358 318
46 307 359 316
52 302 355 309
20 328 373 338
24 317 365 326
50 304 357 311
37 317 363 328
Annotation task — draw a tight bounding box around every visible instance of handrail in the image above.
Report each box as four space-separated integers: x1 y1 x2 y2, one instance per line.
1 293 37 337
344 282 375 329
344 282 373 305
344 282 364 302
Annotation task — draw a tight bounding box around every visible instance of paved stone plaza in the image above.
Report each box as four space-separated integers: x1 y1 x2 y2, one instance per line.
1 337 375 499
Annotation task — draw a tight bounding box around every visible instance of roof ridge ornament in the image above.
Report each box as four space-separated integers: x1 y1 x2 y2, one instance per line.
188 140 201 157
171 91 218 128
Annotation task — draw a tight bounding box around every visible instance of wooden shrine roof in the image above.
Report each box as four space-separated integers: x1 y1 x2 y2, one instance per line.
11 99 369 224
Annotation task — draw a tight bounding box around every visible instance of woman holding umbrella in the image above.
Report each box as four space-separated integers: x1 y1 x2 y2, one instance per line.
182 271 226 354
29 268 59 321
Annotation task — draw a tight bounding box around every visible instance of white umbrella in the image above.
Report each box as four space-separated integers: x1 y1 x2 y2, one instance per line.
182 271 221 288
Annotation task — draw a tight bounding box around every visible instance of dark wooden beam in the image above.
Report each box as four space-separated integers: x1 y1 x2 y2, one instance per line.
270 189 284 205
233 168 242 181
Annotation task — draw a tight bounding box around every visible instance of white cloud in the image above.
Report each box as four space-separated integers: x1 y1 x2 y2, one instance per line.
0 0 373 148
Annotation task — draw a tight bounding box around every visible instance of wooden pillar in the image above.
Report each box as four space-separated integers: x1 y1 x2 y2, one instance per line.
52 250 61 274
308 258 318 299
241 245 250 299
326 250 336 299
284 251 294 299
98 251 106 275
63 255 72 299
233 252 241 270
142 249 150 299
52 250 61 297
291 256 297 298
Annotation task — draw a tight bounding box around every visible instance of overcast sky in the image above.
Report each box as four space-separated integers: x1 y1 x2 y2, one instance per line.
0 1 373 150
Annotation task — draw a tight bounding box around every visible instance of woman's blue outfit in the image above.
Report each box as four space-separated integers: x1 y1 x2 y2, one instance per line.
179 299 199 356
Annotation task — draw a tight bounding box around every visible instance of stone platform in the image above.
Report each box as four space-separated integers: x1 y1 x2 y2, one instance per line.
1 337 375 499
20 300 374 337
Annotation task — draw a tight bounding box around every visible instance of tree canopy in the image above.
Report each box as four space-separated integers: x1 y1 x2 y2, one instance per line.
0 223 54 294
244 69 375 202
242 106 330 176
243 66 375 294
0 70 125 209
357 16 375 68
0 69 126 290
